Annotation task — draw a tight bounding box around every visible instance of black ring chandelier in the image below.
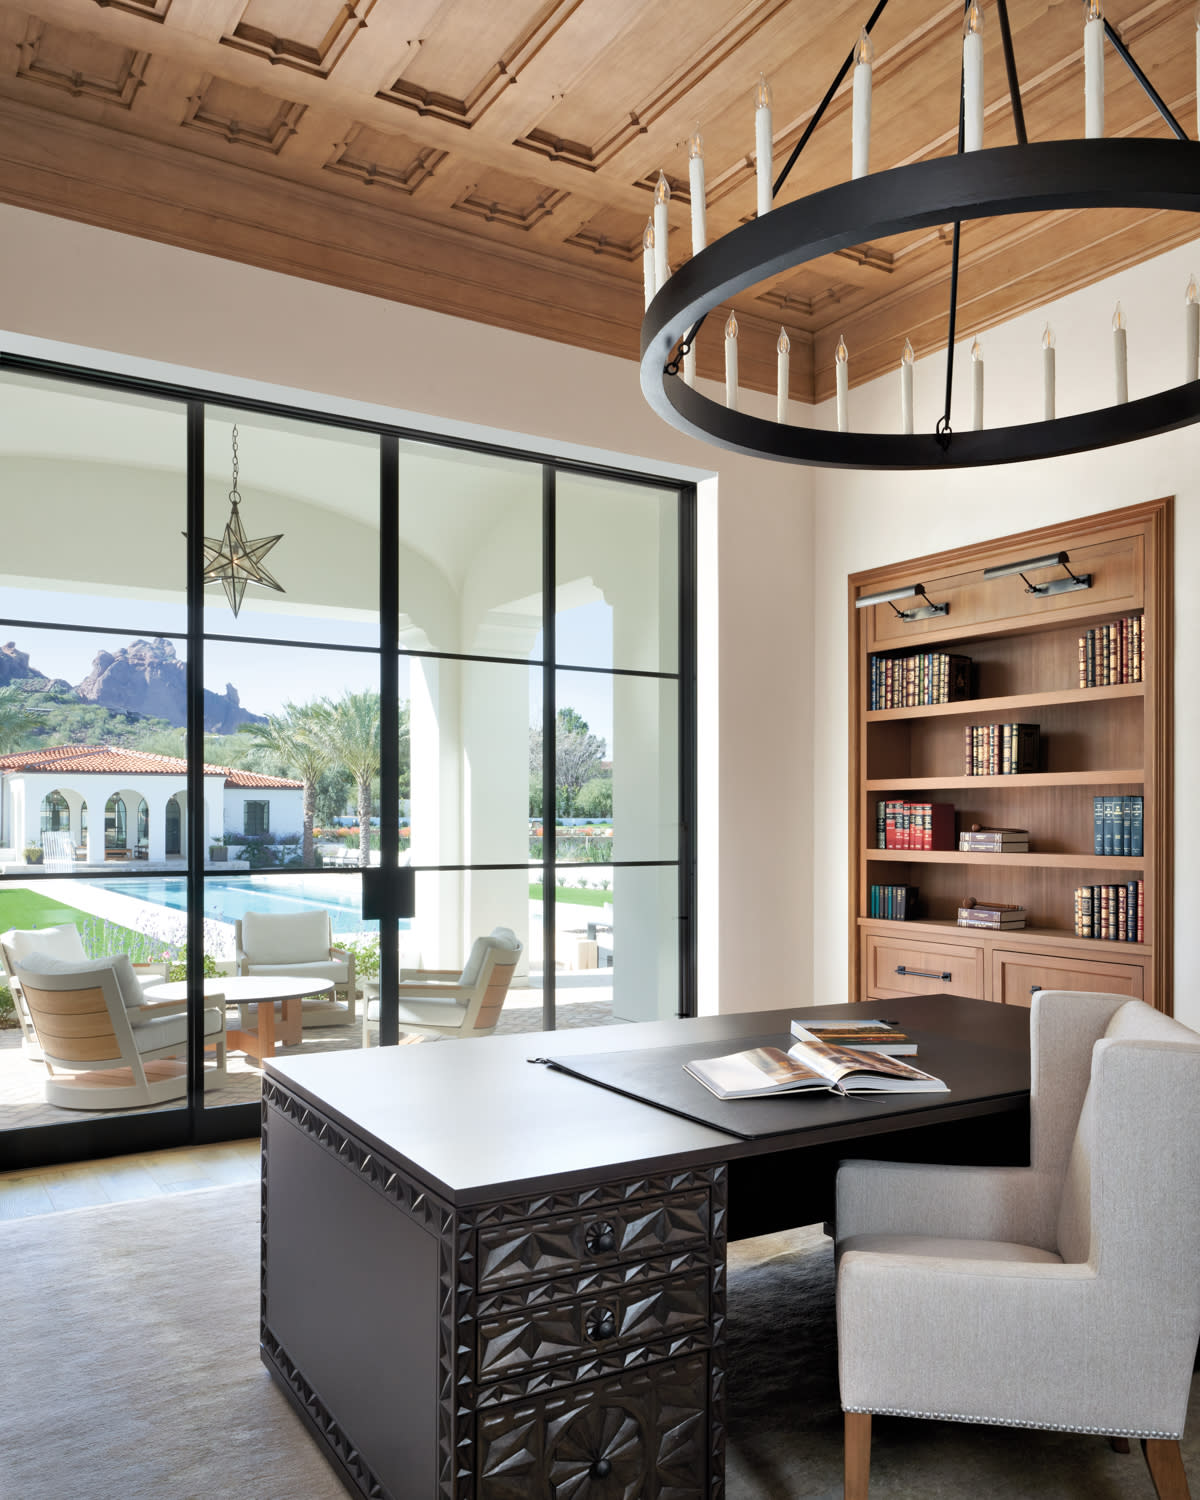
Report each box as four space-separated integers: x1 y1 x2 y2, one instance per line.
639 0 1200 470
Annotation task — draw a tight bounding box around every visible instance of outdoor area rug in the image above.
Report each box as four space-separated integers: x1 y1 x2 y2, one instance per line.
2 1182 1196 1499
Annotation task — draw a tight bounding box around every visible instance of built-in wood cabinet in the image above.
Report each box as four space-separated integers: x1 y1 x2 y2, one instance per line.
849 499 1173 1012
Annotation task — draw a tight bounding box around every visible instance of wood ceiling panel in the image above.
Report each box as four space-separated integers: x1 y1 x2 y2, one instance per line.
0 0 1194 407
219 0 376 78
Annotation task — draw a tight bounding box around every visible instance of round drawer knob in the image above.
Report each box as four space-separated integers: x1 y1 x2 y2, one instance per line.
585 1221 616 1255
586 1306 617 1342
590 1458 613 1479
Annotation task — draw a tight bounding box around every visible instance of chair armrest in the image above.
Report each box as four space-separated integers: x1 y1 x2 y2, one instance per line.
127 999 188 1022
395 980 470 1001
133 961 169 980
235 948 250 976
401 968 460 980
836 1160 1056 1251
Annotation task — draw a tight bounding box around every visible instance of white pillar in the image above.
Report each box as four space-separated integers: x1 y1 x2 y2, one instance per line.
85 790 104 865
409 656 462 967
146 788 169 862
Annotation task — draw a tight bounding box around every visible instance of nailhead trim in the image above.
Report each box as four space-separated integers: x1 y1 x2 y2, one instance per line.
841 1405 1179 1439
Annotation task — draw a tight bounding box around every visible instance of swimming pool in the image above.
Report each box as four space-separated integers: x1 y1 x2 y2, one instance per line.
81 875 391 935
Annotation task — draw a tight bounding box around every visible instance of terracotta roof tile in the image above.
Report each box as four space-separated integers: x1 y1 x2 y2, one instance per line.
0 745 302 789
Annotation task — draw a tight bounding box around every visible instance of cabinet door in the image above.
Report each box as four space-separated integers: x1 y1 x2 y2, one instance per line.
864 934 984 1000
992 949 1145 1008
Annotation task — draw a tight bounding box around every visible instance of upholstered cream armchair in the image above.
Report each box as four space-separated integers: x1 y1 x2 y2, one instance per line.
234 911 356 1029
360 927 522 1045
835 990 1200 1500
11 951 226 1110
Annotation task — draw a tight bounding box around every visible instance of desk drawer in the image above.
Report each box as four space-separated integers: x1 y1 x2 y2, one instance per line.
864 934 984 1000
993 949 1144 1007
476 1187 712 1292
476 1259 711 1383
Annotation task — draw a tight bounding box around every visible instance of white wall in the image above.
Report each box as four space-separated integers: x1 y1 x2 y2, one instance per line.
0 204 815 1017
810 236 1200 1028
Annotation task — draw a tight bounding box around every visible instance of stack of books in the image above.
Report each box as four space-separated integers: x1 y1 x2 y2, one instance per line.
876 800 955 850
957 900 1026 930
1093 795 1144 857
1079 615 1143 687
964 723 1040 775
868 651 972 710
869 884 918 920
1074 881 1144 942
958 826 1030 854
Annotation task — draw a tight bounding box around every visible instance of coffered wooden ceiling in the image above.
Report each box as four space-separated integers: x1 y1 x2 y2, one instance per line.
0 0 1193 404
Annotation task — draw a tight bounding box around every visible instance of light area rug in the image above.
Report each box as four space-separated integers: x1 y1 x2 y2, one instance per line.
2 1184 1196 1499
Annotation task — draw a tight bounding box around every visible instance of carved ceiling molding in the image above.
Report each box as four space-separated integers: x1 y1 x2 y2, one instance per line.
451 181 570 231
514 0 794 173
564 224 643 263
92 0 171 20
835 244 897 273
221 0 377 79
375 0 585 130
180 75 306 154
18 18 150 109
324 126 447 195
757 284 851 320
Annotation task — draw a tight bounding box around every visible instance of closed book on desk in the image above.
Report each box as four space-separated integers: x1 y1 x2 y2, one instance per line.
684 1037 947 1100
789 1018 917 1055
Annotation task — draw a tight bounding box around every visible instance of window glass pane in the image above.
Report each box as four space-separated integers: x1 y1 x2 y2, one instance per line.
0 874 196 1128
604 865 679 1023
396 441 542 658
0 371 187 633
556 473 678 673
204 408 379 646
555 671 677 863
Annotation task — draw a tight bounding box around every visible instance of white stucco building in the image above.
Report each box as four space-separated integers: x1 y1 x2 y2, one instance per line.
0 745 302 864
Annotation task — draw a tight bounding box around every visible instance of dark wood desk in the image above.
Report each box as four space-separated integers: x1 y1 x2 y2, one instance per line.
261 995 1030 1500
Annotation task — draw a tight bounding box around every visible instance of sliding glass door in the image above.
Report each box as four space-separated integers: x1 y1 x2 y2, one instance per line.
0 356 694 1168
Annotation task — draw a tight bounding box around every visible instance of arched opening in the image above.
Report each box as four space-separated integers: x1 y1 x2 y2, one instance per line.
165 798 181 856
105 794 127 854
134 796 149 858
39 790 70 834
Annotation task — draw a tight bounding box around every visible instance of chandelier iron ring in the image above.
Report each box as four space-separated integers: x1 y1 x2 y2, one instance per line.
640 138 1200 470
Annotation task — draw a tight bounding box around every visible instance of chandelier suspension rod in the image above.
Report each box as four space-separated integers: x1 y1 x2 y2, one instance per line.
1103 19 1187 141
771 0 894 201
995 0 1028 145
940 18 970 441
670 0 895 375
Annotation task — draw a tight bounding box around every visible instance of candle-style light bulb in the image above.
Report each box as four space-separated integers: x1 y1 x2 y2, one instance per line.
1186 273 1199 383
963 2 985 152
642 218 655 310
653 171 670 293
835 334 850 433
776 327 791 425
725 311 739 410
754 74 773 218
900 338 915 434
687 125 707 257
1084 0 1104 139
1042 323 1056 421
1112 300 1128 404
852 29 873 179
971 336 984 430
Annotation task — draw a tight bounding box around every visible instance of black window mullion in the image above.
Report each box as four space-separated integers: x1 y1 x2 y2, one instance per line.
678 483 698 1017
542 466 556 1031
184 399 205 1120
377 436 401 1047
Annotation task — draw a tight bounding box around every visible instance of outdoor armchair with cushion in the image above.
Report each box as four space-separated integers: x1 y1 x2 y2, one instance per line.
12 950 226 1110
835 990 1200 1500
1 923 167 1057
234 911 356 1029
360 926 522 1045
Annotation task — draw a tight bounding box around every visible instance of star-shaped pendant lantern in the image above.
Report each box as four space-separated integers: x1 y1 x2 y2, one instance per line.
203 425 285 617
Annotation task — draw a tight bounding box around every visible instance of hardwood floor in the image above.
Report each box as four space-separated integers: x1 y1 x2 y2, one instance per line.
0 1138 260 1220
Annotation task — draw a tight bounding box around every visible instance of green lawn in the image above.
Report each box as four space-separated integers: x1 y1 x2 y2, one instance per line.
528 884 613 907
0 889 99 933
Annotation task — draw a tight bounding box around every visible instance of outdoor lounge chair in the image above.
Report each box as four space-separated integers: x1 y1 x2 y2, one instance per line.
234 911 356 1029
11 951 226 1110
360 926 522 1045
1 924 167 1058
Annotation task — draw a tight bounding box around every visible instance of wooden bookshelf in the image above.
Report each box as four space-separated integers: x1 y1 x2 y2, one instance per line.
849 499 1173 1012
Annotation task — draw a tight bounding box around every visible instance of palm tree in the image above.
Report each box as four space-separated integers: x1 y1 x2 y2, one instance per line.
243 701 333 866
325 691 380 867
0 685 39 754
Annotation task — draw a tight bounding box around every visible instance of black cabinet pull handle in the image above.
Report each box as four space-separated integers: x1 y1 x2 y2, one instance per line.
895 965 952 981
585 1221 616 1256
586 1306 617 1342
1031 984 1043 994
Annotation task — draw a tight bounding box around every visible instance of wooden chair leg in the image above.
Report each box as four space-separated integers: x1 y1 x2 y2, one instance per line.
844 1411 871 1500
1109 1437 1131 1453
1142 1438 1191 1500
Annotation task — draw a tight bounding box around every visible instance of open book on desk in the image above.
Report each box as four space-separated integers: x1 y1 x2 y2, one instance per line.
683 1033 948 1101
